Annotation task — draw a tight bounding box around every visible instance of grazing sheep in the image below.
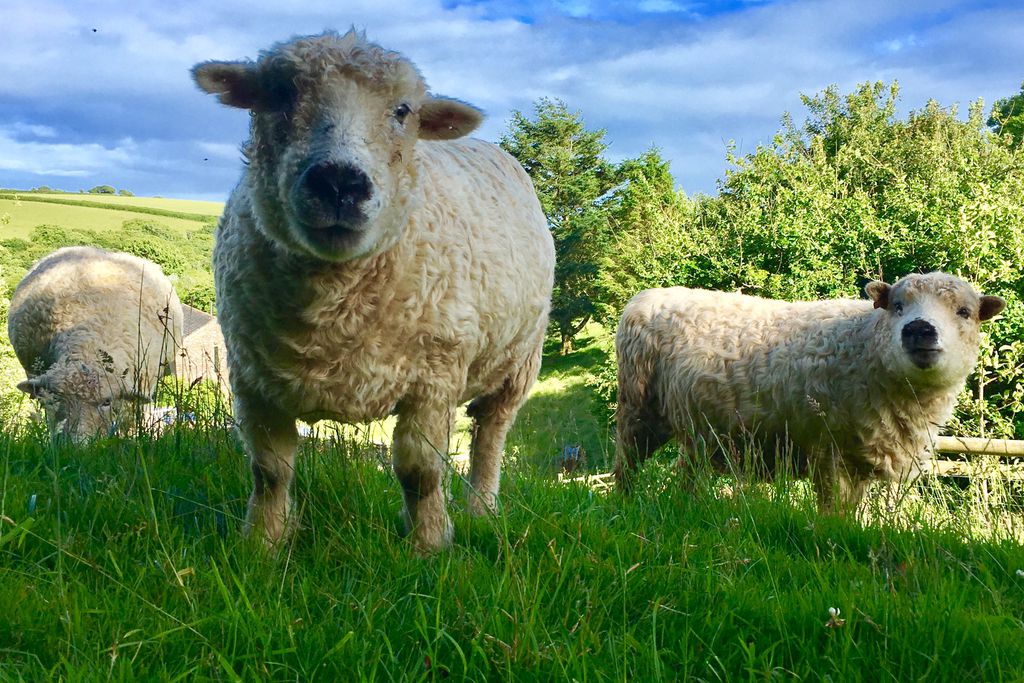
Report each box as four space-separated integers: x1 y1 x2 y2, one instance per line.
8 246 183 441
614 273 1005 511
192 31 554 552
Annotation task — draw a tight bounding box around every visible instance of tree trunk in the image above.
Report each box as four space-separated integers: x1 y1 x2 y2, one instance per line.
558 315 590 355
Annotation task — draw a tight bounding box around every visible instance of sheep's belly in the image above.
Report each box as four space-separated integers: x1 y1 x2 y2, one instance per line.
270 358 411 424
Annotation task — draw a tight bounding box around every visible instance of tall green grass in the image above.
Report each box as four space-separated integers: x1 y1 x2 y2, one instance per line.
2 349 1024 679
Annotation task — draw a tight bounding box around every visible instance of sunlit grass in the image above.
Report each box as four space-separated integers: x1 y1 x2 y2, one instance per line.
0 197 212 239
2 333 1023 679
25 193 223 216
1 423 1023 679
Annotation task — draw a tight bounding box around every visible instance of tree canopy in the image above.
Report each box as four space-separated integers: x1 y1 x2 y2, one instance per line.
501 98 616 353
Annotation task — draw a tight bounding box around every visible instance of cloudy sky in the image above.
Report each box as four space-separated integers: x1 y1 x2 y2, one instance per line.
2 0 1022 200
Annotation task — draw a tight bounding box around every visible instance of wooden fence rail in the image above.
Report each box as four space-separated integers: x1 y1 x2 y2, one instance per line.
934 436 1024 459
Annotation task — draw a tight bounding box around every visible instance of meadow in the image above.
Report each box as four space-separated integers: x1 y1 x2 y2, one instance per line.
0 193 220 239
2 333 1024 680
23 193 224 216
2 168 1024 679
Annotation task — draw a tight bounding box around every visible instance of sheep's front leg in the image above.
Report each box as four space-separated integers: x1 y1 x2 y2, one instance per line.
393 403 454 553
235 398 298 545
812 452 869 516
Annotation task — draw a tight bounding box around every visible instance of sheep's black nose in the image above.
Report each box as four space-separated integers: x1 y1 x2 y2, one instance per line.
901 319 938 349
303 161 371 218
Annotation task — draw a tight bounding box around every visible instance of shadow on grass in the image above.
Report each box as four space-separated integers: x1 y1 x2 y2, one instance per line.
538 344 607 376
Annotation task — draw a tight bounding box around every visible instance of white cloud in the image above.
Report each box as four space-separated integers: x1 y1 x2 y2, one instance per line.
0 131 138 177
1 0 1022 199
196 142 242 161
3 123 59 139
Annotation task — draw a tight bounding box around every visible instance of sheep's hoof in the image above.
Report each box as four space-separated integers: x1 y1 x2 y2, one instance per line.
244 498 296 549
406 512 454 555
467 490 498 517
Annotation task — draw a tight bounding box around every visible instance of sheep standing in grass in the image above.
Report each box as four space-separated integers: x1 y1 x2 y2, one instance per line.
192 31 554 552
614 273 1005 511
8 246 183 441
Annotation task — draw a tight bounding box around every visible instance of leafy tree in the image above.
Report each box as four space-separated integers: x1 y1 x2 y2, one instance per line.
118 188 135 197
598 147 700 322
703 82 1024 301
501 98 616 353
668 82 1024 436
87 185 116 194
988 81 1024 149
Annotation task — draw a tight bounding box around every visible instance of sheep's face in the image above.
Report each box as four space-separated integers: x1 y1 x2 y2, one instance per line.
193 31 483 262
865 273 1005 387
17 361 145 443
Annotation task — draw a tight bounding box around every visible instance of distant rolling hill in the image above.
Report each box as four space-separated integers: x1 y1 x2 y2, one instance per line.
0 191 224 239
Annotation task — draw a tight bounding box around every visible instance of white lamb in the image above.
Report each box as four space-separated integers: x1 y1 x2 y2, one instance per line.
614 273 1005 511
192 31 554 552
8 246 183 441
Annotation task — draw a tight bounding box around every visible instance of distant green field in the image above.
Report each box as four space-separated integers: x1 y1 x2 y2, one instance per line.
28 192 224 216
0 195 218 239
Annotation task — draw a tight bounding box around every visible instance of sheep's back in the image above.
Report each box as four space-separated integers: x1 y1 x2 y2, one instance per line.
621 287 872 442
8 246 182 382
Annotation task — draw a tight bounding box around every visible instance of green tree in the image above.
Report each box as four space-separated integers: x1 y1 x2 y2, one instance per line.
591 81 1024 436
501 98 616 354
698 81 1024 436
88 185 116 194
118 188 135 197
988 81 1024 149
598 147 700 322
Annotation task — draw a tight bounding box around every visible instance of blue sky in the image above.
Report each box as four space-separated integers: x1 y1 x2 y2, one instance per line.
1 0 1022 201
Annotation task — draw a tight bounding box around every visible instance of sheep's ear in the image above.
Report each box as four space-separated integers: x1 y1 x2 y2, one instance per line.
192 60 261 109
979 295 1006 321
418 96 483 140
17 378 42 398
865 281 891 310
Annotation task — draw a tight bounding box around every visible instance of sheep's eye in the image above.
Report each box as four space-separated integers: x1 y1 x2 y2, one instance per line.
100 398 113 409
893 302 904 314
957 307 971 319
393 103 412 123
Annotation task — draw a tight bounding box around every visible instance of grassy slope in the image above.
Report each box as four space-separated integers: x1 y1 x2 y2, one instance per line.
0 195 219 239
25 193 224 216
506 327 613 470
2 340 1024 680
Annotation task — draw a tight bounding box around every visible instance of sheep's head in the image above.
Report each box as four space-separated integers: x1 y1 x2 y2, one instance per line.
17 358 150 442
865 273 1005 388
193 30 483 262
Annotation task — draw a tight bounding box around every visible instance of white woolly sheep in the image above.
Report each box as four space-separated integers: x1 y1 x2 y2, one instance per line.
8 246 183 441
613 273 1005 511
192 31 555 552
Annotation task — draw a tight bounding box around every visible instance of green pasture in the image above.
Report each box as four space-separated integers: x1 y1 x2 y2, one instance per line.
0 196 215 239
26 193 223 216
1 340 1023 680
